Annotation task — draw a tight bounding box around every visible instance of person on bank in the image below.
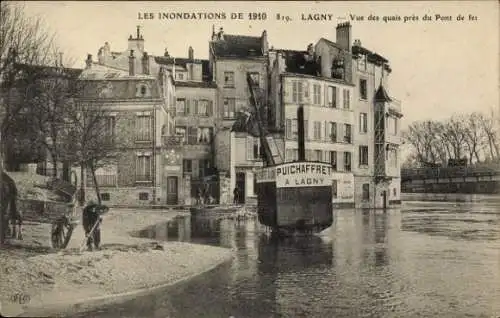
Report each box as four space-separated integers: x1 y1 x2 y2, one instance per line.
82 199 109 251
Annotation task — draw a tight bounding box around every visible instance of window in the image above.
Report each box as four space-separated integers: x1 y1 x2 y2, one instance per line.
362 183 370 200
343 89 350 109
314 150 322 161
313 121 322 140
198 159 210 178
175 127 186 144
176 98 186 115
313 84 321 105
344 124 352 143
292 81 304 103
360 113 368 133
197 100 212 116
183 159 192 173
139 192 149 201
103 116 116 144
359 79 367 100
176 73 184 80
197 127 212 144
323 150 330 164
327 86 337 107
140 85 147 96
332 180 338 198
224 71 234 87
136 115 152 141
101 193 110 201
285 148 298 162
246 136 260 161
248 72 260 86
329 122 337 142
359 145 369 166
223 98 236 119
330 151 337 170
344 151 352 171
136 154 152 181
187 127 198 144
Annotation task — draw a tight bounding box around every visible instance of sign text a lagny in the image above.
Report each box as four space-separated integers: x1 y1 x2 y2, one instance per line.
276 163 332 187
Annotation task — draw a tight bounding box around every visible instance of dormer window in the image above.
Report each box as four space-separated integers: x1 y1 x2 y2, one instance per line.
136 83 150 98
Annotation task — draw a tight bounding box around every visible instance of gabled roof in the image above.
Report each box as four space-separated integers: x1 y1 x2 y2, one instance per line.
374 84 392 102
210 34 263 58
318 38 343 50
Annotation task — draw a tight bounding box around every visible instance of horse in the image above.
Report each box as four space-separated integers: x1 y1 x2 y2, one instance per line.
1 171 23 242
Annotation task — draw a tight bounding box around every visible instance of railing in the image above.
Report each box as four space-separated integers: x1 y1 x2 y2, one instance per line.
86 174 117 187
135 174 152 183
401 166 500 181
162 135 184 147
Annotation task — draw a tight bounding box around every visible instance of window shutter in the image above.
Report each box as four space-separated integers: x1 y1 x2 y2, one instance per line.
303 82 309 103
304 120 308 140
208 101 213 116
246 136 253 161
324 121 328 141
286 119 292 139
186 99 191 115
334 87 338 108
193 100 198 115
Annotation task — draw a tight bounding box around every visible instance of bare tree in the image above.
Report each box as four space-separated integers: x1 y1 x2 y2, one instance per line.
463 112 486 164
477 109 499 161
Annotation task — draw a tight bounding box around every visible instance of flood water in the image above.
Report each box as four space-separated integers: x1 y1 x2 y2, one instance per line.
74 196 500 318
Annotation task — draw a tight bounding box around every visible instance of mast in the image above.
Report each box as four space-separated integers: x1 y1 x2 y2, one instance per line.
297 105 306 161
246 73 274 166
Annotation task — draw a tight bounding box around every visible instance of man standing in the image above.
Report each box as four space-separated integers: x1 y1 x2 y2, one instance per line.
82 200 108 251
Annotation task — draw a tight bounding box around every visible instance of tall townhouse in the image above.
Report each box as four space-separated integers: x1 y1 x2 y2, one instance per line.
316 22 402 208
209 27 270 204
81 27 181 206
269 43 356 208
154 47 218 202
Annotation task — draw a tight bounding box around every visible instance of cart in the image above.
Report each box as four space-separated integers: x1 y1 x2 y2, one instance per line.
15 171 81 249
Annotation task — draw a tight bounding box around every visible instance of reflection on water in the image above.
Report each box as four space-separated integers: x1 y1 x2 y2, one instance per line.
75 200 500 318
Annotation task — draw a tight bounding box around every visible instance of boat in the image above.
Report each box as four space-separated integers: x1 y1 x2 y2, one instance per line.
247 74 334 236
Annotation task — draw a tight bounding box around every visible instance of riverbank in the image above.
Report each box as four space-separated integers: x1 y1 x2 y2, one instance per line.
0 209 233 317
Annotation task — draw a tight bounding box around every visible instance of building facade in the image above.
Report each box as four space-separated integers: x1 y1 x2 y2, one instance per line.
81 28 181 206
154 47 218 203
209 27 270 204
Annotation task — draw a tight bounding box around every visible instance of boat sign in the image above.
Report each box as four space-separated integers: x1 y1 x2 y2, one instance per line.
256 162 333 188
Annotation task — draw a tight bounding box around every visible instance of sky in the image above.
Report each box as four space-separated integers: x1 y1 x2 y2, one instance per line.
20 1 499 130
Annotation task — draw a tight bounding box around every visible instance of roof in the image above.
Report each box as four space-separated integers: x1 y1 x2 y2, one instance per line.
79 64 155 80
14 63 83 79
210 34 263 58
278 49 320 76
374 84 392 102
318 38 343 50
154 56 203 66
175 81 217 89
352 44 389 65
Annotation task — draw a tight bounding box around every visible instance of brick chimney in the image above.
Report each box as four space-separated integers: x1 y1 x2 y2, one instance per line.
85 54 92 69
142 52 149 75
336 22 352 52
188 46 194 60
129 50 135 76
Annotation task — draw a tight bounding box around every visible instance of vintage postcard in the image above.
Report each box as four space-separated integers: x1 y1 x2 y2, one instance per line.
0 1 499 317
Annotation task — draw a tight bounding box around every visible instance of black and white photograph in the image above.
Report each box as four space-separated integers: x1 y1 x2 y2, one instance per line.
0 1 499 317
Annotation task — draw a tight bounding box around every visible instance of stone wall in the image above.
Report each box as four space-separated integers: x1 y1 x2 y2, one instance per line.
219 171 231 205
84 186 160 207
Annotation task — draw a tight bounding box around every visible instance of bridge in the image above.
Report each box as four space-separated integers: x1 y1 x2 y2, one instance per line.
401 165 500 194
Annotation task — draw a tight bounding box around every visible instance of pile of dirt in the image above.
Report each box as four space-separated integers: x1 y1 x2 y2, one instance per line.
6 172 66 201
